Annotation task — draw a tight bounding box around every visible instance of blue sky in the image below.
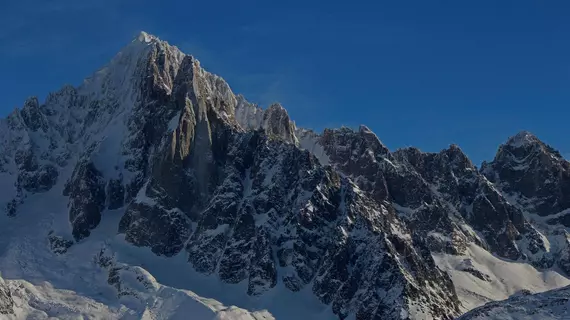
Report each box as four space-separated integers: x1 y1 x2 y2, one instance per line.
1 0 569 164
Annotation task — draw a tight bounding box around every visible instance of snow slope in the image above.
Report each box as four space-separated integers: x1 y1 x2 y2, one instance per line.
6 278 273 320
458 285 570 320
434 243 570 312
0 175 274 320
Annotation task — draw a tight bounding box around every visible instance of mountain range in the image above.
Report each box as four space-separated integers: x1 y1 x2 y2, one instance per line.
0 31 569 319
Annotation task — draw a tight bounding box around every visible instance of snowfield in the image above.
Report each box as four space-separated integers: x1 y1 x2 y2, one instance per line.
434 243 570 312
0 178 275 320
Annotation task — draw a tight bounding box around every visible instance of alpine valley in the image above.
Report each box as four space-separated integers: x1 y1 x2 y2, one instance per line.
0 32 569 320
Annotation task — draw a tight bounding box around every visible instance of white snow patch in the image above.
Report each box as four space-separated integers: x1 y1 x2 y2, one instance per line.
234 98 264 131
296 129 330 166
505 131 538 148
433 243 570 312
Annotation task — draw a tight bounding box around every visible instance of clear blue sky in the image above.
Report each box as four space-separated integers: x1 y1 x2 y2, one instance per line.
1 0 569 164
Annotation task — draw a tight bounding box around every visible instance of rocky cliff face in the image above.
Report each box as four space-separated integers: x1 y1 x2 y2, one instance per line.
1 32 570 319
482 131 570 220
309 126 543 263
480 132 570 273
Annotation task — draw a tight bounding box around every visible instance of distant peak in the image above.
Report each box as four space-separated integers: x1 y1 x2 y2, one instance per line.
135 31 158 44
491 130 565 165
23 96 40 109
505 131 540 148
449 143 461 150
267 102 285 111
355 125 390 155
443 144 474 168
358 125 373 133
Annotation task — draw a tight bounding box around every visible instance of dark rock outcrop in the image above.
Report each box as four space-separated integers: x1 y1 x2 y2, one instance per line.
0 278 13 315
482 131 570 218
64 161 106 241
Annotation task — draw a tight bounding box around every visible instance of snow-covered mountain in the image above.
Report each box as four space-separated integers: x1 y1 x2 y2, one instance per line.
1 31 570 319
458 285 570 320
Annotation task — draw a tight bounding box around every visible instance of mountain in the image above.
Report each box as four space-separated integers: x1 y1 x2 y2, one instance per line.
0 31 569 319
458 286 570 320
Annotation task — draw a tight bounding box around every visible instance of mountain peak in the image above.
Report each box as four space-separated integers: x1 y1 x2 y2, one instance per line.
444 143 471 160
358 124 373 133
22 96 40 110
497 130 563 161
135 31 159 44
504 130 540 148
483 129 569 216
267 102 285 111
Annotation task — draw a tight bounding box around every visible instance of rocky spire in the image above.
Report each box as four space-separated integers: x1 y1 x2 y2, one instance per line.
20 96 48 132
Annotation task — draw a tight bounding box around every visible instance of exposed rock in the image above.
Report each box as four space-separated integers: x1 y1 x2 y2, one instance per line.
106 178 125 210
482 131 570 218
17 164 58 193
262 103 297 143
0 278 14 315
64 161 106 241
20 96 48 132
48 232 74 254
235 97 297 144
